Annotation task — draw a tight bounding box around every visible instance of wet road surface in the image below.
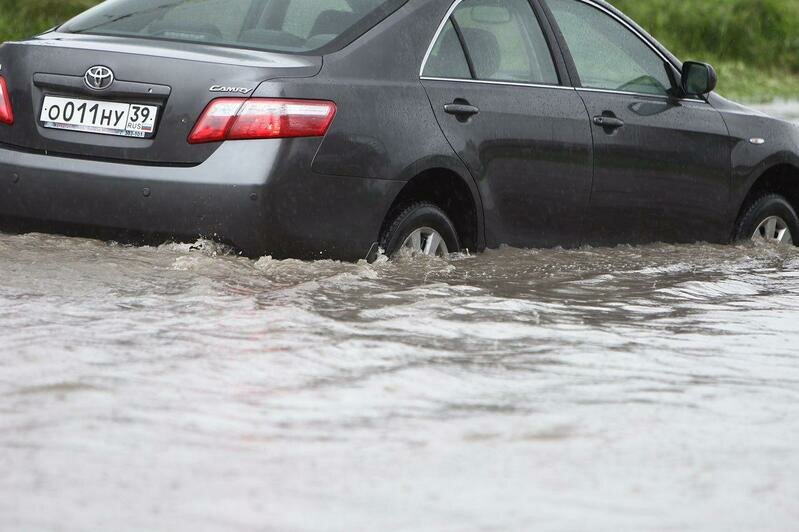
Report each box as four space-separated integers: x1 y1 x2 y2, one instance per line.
2 104 799 531
2 237 798 531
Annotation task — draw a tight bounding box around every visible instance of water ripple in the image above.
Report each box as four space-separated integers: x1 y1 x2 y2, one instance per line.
1 233 798 531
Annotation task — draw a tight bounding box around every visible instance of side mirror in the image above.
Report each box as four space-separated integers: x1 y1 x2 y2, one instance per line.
681 61 718 96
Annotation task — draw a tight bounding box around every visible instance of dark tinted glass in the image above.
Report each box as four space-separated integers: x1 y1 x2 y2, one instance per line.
423 20 472 79
547 0 673 95
452 0 558 84
60 0 403 53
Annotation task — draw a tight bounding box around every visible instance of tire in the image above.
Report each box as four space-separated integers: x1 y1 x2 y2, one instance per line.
379 202 460 258
735 193 799 245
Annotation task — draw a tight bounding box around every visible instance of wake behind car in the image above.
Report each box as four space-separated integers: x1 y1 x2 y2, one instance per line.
1 0 798 260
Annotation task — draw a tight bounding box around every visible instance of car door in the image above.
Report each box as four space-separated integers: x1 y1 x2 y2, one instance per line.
544 0 732 245
420 0 593 249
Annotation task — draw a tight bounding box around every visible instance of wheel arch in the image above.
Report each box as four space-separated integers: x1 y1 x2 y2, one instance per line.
734 161 799 233
382 157 485 252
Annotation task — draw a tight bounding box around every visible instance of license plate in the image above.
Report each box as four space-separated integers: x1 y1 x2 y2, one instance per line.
40 96 159 138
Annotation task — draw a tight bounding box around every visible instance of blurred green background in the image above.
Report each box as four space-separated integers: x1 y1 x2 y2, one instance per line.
1 0 797 102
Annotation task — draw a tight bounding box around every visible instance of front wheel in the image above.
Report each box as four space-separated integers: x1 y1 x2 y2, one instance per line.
380 202 460 258
735 193 799 245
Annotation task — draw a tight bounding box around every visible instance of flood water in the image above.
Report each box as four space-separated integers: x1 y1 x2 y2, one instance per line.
2 107 799 532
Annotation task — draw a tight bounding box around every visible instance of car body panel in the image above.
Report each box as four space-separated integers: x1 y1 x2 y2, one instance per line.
307 0 474 182
423 79 593 248
0 137 403 260
0 35 322 165
708 94 799 222
578 90 732 245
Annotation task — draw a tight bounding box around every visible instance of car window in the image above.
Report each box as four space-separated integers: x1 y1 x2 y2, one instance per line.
422 20 472 79
156 0 250 41
451 0 559 85
547 0 673 96
60 0 405 53
283 0 353 40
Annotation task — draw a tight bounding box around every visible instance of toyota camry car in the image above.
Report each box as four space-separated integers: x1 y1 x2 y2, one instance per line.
0 0 798 260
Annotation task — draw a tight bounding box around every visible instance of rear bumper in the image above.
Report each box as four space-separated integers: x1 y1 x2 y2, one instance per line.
0 139 403 260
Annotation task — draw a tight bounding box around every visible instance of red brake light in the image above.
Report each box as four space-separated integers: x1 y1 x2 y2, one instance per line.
188 98 245 144
188 98 336 144
0 76 14 126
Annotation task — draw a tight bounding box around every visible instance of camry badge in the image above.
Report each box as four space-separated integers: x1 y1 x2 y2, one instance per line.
209 85 253 94
84 66 115 91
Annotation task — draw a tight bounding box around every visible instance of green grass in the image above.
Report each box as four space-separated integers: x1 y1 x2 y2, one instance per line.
609 0 799 102
0 0 96 42
705 60 799 103
0 0 798 102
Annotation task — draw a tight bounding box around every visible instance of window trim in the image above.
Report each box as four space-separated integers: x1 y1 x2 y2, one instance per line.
419 0 563 87
421 76 576 91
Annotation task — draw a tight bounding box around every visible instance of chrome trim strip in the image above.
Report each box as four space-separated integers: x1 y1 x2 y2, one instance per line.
577 87 707 103
421 77 704 102
420 76 575 91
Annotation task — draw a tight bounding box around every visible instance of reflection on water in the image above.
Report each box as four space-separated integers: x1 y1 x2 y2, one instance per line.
1 233 798 531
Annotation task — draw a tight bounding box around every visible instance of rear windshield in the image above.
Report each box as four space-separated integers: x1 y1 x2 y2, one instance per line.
59 0 405 53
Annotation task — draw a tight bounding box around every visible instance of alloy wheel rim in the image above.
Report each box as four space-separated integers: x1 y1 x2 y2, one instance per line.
752 216 793 244
402 227 449 257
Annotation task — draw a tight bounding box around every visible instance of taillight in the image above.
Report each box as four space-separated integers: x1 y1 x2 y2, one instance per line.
188 98 336 144
0 76 14 126
188 99 244 144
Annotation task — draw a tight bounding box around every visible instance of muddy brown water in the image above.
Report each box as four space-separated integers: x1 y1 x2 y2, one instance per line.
2 105 799 531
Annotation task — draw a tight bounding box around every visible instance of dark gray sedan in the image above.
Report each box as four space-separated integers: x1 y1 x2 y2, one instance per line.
0 0 797 259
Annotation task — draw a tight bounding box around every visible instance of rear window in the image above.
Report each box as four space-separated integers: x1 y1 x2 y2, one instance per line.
59 0 406 53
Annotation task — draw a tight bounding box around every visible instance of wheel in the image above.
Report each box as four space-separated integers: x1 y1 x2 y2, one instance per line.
380 202 460 258
735 193 799 245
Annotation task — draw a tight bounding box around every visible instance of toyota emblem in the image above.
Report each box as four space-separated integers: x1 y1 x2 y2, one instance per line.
84 66 115 91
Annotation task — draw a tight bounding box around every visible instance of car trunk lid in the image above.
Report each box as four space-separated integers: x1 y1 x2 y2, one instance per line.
0 33 322 165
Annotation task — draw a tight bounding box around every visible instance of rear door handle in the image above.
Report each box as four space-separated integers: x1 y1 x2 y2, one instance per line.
444 103 480 117
593 116 625 129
